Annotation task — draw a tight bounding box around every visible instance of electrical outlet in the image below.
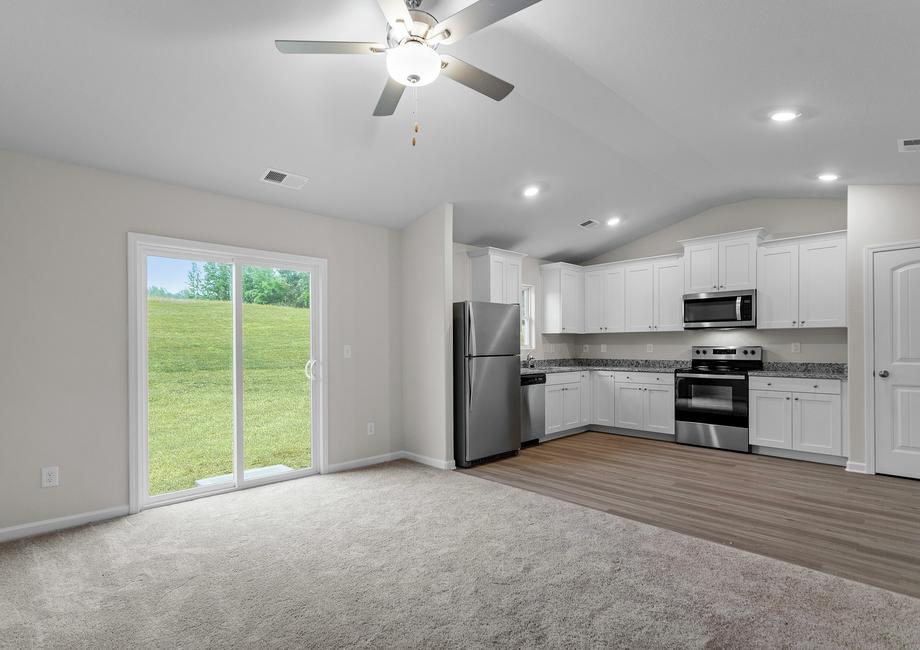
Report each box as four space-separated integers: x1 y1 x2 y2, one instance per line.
600 344 607 353
344 345 352 359
583 344 589 353
41 466 59 488
792 342 801 354
646 344 654 353
367 422 375 436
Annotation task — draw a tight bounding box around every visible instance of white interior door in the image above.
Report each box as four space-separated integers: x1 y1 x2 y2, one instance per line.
874 246 920 479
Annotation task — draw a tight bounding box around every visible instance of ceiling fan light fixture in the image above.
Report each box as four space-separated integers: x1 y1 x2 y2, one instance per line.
386 40 441 86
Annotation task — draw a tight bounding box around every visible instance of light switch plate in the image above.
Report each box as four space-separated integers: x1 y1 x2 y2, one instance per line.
647 344 654 353
600 344 607 353
344 345 352 359
583 344 589 353
792 342 801 354
367 422 375 436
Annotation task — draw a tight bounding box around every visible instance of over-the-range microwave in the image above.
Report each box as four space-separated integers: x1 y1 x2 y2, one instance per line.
683 290 756 329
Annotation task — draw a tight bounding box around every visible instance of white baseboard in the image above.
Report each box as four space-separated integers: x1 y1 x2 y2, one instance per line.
845 461 869 474
326 451 404 473
4 453 455 543
400 451 456 470
327 450 455 473
0 505 129 544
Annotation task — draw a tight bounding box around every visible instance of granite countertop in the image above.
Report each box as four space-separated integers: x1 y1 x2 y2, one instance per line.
521 359 684 376
521 359 848 380
748 363 848 380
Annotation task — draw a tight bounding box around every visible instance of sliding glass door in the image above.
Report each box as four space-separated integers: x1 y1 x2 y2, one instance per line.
130 235 325 510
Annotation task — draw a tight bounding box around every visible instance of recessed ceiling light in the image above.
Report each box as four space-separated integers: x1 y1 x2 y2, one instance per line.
606 217 622 227
770 110 802 122
818 173 840 182
522 185 540 198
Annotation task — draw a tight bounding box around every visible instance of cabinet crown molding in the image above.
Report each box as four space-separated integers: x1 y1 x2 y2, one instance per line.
677 227 767 247
759 230 847 247
468 246 526 259
540 261 585 271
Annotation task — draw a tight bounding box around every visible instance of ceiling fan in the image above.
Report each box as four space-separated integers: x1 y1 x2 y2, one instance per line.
275 0 544 116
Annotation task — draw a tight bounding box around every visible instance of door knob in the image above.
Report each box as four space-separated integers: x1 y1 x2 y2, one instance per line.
878 370 890 378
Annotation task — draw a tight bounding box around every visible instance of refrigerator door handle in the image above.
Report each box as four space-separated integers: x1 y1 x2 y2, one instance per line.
468 358 474 406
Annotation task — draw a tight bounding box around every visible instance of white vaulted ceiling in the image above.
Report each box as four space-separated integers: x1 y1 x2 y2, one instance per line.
1 0 918 261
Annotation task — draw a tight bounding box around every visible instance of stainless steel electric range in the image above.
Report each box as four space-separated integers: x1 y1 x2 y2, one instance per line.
674 346 763 452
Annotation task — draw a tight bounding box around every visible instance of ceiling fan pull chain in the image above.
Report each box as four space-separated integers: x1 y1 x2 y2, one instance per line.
410 87 420 147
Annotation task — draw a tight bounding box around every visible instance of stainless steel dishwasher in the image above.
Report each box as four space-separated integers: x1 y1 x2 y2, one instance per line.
521 372 546 444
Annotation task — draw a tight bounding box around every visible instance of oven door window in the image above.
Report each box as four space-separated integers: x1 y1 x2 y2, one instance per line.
675 376 748 428
684 297 739 325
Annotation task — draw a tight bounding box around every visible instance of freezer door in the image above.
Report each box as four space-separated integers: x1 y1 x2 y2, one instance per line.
467 301 521 357
463 355 521 462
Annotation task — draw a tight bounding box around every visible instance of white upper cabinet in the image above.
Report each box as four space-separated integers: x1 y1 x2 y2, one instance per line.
757 232 846 330
624 256 683 332
624 263 655 332
798 236 847 328
683 243 719 293
653 258 684 331
584 265 625 333
541 263 584 334
469 247 526 305
679 229 765 294
757 245 799 329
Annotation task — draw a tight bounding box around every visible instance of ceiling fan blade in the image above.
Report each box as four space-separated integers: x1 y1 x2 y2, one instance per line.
376 0 414 30
430 0 543 45
440 55 514 101
275 40 386 55
373 77 406 116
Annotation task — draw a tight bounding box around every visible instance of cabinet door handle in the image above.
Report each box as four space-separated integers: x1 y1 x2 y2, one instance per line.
785 397 790 400
766 382 772 386
794 397 799 401
712 285 717 289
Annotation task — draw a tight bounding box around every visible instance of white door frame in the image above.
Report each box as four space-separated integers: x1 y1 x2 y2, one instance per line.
127 233 328 513
861 238 920 475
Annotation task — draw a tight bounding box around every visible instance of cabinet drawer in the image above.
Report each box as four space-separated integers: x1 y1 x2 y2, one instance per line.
546 371 585 386
749 376 840 395
613 371 674 386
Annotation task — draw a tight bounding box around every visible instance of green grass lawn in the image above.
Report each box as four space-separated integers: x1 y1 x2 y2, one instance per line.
147 297 312 495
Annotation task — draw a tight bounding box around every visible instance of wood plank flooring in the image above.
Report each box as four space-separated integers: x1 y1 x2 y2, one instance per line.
466 432 920 598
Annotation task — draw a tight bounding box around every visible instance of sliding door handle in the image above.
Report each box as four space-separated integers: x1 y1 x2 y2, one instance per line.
305 359 317 380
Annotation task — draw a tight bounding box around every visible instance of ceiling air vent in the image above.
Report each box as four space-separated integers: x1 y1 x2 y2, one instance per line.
579 219 600 230
262 168 309 189
898 138 920 153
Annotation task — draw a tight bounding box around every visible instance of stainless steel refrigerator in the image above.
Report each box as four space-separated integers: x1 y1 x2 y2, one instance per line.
453 301 522 468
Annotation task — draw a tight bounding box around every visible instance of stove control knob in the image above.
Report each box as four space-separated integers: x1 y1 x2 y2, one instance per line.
702 350 708 355
742 349 749 355
695 350 701 355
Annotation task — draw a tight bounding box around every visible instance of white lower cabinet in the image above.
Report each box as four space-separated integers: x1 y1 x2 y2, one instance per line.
545 379 582 435
750 390 793 448
545 385 565 435
544 371 674 437
613 381 674 434
793 393 842 455
644 385 676 435
614 383 645 430
749 377 843 456
593 373 617 427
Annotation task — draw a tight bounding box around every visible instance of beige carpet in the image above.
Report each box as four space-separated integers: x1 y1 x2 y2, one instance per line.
1 460 919 649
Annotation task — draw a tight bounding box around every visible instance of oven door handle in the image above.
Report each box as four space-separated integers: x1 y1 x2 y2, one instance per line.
676 373 747 380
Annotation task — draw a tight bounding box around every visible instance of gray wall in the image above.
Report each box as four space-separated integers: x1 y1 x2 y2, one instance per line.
846 185 920 465
0 150 405 528
588 198 847 264
402 206 454 465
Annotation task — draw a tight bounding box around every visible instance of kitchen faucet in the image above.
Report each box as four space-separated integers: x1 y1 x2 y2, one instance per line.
526 353 535 368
